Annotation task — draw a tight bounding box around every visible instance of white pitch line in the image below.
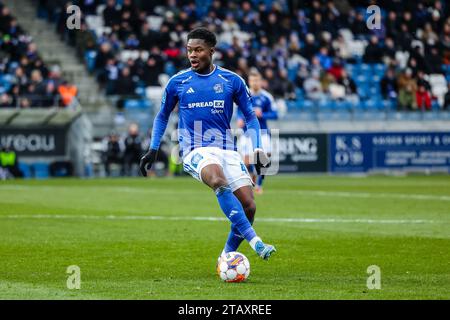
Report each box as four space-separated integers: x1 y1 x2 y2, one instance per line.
1 185 450 202
286 190 450 202
0 214 443 224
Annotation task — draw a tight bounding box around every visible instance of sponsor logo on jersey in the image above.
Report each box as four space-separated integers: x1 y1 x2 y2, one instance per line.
186 87 195 93
213 100 224 108
213 83 223 93
187 100 224 109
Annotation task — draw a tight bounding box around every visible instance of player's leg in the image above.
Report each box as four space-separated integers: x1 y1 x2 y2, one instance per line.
201 163 274 259
223 186 255 253
221 149 276 259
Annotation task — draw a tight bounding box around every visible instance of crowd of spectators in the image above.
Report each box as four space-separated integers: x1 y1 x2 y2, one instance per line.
0 2 77 109
38 0 450 111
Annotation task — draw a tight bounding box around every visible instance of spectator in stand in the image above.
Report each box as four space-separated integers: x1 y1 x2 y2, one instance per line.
103 58 119 94
328 58 344 81
337 70 358 104
396 23 414 51
426 46 444 74
94 42 114 73
294 64 309 89
75 22 97 59
42 81 58 107
115 67 137 108
351 12 368 39
271 69 296 100
416 70 431 91
58 81 78 107
315 47 332 71
386 11 399 40
444 83 450 110
416 84 432 111
301 33 318 61
123 123 142 176
142 56 161 86
381 68 399 101
116 67 136 95
382 37 397 65
363 36 383 63
332 34 351 62
397 68 418 111
0 93 14 108
103 131 123 177
139 22 159 49
103 0 120 27
12 66 28 91
304 69 326 102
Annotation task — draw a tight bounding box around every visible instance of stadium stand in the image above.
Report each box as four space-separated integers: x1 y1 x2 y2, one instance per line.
0 1 79 109
33 0 449 120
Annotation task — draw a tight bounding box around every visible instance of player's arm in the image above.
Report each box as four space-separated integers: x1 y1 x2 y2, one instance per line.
140 81 178 176
233 77 270 173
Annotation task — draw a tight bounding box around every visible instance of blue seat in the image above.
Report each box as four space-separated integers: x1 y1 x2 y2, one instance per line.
124 99 151 110
301 99 315 111
18 163 32 178
345 64 356 77
286 100 297 110
124 99 141 109
368 84 381 95
335 100 352 111
32 163 49 179
364 98 384 110
164 62 176 77
295 88 304 99
360 63 372 76
357 82 370 99
382 99 396 110
372 63 386 75
135 87 145 96
371 74 382 84
431 100 440 111
288 66 298 82
319 99 335 111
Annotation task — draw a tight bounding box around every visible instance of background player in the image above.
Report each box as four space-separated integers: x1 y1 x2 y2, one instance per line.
139 28 276 260
237 69 278 194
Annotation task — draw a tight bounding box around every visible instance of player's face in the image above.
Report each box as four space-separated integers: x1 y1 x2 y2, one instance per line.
248 75 262 91
186 39 214 73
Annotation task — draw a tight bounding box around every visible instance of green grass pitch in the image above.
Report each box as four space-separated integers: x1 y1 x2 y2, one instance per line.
0 175 449 299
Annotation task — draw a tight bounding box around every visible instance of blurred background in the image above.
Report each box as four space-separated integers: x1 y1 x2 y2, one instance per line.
0 0 449 179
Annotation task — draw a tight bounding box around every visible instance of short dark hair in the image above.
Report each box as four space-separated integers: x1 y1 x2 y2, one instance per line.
187 28 217 47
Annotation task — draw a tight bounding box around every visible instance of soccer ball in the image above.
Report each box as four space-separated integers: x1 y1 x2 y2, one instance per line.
216 251 250 282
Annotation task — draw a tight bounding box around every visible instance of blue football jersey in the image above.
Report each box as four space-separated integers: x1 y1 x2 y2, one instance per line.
150 65 262 157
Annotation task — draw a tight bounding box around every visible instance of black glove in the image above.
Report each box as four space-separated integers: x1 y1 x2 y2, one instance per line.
139 149 158 177
254 148 271 175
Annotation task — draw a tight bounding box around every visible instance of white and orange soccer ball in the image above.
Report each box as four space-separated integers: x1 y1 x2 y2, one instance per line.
216 252 250 282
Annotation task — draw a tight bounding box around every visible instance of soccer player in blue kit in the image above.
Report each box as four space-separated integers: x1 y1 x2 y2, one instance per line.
139 28 276 260
237 69 278 194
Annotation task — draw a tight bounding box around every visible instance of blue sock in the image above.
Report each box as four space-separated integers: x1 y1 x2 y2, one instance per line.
216 186 257 245
224 226 244 253
247 164 255 175
256 175 265 188
224 216 255 253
